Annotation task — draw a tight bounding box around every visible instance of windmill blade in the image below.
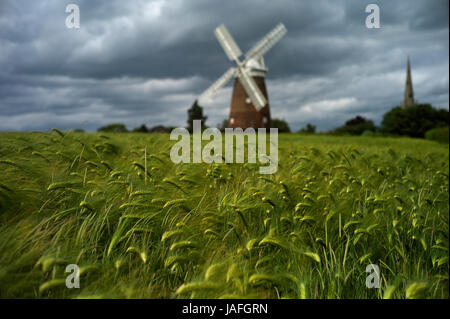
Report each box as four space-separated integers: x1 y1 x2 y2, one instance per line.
198 67 236 102
214 24 242 62
243 23 287 63
238 68 267 111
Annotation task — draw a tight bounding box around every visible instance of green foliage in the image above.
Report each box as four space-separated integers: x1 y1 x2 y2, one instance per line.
0 132 448 298
361 130 375 137
299 123 316 134
381 104 449 138
332 116 376 135
132 125 149 133
426 126 449 144
271 118 291 133
187 100 207 132
97 123 129 133
218 119 229 132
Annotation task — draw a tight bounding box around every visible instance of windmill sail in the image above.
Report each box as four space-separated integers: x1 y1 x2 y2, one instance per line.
238 69 267 111
199 67 236 102
244 23 287 64
214 24 242 62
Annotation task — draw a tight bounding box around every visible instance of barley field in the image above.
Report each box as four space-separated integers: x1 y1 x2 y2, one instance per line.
0 131 448 298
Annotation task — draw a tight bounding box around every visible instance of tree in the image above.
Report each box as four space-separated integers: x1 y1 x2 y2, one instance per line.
332 115 375 135
187 100 207 132
218 119 228 132
132 124 149 133
299 123 316 134
271 118 291 133
97 123 128 133
381 104 449 137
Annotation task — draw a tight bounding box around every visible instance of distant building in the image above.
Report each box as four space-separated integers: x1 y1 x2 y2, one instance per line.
149 125 169 133
402 57 416 108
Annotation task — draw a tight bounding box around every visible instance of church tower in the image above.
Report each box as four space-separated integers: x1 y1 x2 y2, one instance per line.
402 57 415 108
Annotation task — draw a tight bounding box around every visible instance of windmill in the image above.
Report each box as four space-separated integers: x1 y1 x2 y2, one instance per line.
199 23 287 129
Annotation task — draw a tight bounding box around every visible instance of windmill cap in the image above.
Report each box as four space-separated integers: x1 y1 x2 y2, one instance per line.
244 58 268 77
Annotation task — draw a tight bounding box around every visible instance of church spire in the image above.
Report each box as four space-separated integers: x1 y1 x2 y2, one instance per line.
402 56 415 108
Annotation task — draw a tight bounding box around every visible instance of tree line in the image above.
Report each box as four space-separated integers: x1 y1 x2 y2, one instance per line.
96 101 449 143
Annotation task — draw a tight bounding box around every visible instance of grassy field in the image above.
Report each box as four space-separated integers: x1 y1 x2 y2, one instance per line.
0 131 448 299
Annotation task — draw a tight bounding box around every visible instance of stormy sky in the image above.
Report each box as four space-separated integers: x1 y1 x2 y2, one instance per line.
0 0 448 132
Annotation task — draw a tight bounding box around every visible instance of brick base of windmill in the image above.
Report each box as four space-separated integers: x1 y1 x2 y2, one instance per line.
228 76 271 129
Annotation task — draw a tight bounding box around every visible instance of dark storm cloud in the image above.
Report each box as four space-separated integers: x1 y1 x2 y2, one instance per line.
0 0 448 132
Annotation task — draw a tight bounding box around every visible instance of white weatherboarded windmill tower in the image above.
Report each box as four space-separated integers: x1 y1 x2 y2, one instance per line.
199 23 287 129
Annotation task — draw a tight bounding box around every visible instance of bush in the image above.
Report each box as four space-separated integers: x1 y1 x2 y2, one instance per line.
97 123 128 133
133 124 149 133
331 116 376 135
425 126 449 144
298 123 316 134
271 118 291 133
381 104 449 138
361 130 374 136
